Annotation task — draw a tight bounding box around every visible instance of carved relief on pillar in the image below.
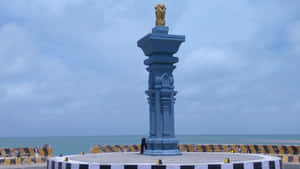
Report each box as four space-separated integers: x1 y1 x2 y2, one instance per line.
161 73 174 89
162 103 170 136
152 72 174 137
154 73 174 89
145 90 156 137
150 102 156 136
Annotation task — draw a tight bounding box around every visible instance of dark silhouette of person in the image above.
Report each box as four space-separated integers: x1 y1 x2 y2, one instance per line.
140 137 147 154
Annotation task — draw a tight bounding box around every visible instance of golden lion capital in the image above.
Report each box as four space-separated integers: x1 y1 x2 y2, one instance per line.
155 4 166 26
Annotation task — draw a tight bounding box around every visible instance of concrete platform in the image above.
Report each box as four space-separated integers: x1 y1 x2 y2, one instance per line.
48 152 282 169
69 152 265 164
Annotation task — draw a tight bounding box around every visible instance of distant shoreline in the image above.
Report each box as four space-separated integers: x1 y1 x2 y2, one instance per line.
1 135 299 156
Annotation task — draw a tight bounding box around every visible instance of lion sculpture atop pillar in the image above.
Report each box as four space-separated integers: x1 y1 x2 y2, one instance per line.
155 4 166 26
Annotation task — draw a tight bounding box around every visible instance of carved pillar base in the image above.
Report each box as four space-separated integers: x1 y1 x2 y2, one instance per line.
144 138 181 156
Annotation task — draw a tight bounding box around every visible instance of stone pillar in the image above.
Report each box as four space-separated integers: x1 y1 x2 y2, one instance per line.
137 26 185 156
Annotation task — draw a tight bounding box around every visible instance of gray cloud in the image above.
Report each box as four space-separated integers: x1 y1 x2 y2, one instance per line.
0 0 299 136
174 0 300 135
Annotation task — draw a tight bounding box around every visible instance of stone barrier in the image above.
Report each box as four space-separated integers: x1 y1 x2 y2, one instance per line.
90 144 300 154
90 144 141 153
0 145 52 166
90 144 300 163
0 156 48 165
278 155 300 163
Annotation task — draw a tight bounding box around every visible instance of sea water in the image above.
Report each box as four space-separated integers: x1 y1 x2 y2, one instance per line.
0 135 300 156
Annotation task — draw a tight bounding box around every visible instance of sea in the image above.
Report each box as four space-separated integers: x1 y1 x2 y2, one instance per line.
0 135 300 156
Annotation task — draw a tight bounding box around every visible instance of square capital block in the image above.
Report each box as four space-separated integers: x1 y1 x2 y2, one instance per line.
137 26 185 56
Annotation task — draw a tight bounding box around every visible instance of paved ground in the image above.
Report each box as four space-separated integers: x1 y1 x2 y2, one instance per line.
69 152 269 164
284 164 300 169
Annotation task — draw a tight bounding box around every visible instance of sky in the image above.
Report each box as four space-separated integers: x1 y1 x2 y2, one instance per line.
0 0 299 137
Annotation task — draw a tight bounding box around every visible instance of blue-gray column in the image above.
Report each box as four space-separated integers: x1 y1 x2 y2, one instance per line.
137 26 185 156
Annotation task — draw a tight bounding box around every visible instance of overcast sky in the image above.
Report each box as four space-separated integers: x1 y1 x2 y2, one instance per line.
0 0 299 137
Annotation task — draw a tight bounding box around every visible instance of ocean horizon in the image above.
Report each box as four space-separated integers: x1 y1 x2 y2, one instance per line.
1 135 300 156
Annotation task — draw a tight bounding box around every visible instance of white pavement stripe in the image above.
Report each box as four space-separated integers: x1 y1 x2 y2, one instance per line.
71 163 80 169
138 165 151 169
89 164 99 169
48 160 52 169
166 165 180 169
195 165 208 169
262 161 269 169
244 162 254 169
275 160 280 169
62 162 66 169
111 165 124 169
55 162 58 169
221 164 233 169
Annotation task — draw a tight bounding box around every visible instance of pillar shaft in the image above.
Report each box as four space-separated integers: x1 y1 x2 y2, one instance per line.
137 26 185 156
